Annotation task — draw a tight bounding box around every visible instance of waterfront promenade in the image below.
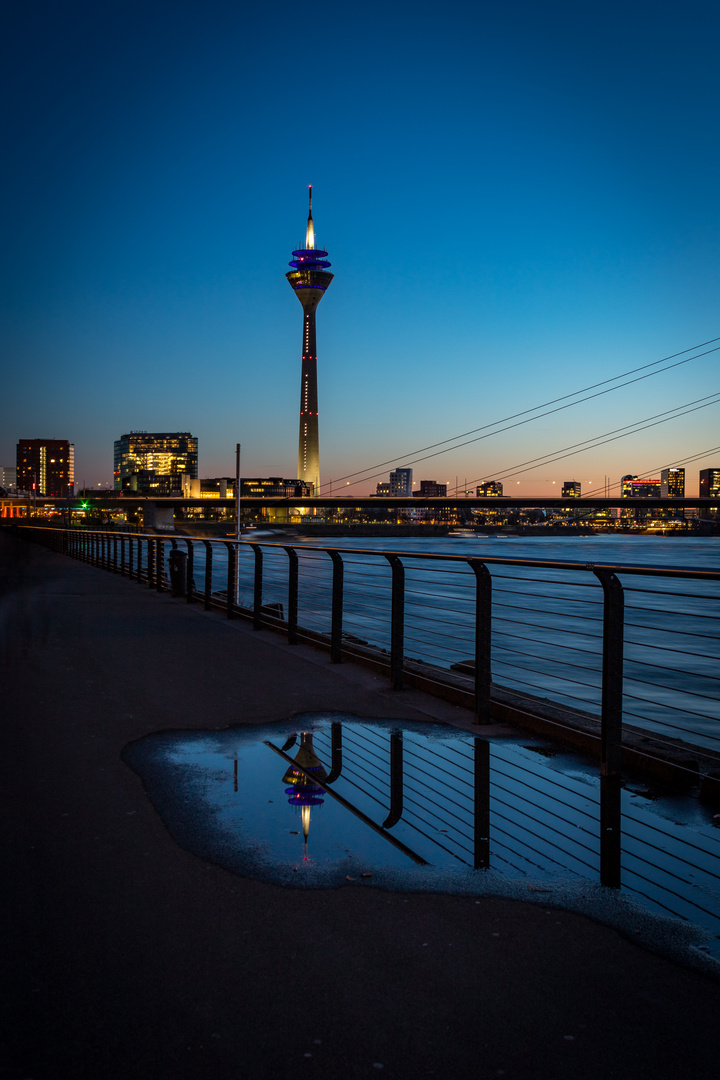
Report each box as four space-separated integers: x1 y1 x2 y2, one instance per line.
2 529 719 1080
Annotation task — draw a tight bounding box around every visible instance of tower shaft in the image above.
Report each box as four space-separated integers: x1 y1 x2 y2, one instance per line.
299 309 320 494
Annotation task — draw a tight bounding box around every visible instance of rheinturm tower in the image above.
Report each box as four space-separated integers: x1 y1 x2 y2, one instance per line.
286 186 333 496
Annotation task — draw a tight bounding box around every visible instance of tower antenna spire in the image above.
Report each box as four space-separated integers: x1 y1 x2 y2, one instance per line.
306 185 314 249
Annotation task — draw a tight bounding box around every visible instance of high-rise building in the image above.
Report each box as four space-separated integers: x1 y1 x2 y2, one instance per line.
477 481 503 497
16 439 74 496
389 468 413 496
562 481 581 498
699 469 720 498
114 432 198 493
286 187 333 497
661 468 685 498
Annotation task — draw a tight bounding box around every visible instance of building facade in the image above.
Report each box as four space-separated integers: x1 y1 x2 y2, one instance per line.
414 480 447 498
661 468 685 498
562 481 581 498
16 439 74 496
286 187 333 498
621 475 661 498
181 476 312 499
114 432 198 493
389 468 413 497
0 466 17 492
476 481 503 497
699 469 720 498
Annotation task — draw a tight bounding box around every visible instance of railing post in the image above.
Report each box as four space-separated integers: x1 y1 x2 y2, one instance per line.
382 730 404 828
469 559 493 724
384 554 405 691
147 538 155 589
225 542 236 619
593 569 624 778
600 774 622 887
474 737 491 869
112 534 118 573
156 538 164 592
326 722 343 783
202 540 212 609
329 551 344 663
284 546 299 644
251 544 263 629
185 540 194 602
120 536 126 576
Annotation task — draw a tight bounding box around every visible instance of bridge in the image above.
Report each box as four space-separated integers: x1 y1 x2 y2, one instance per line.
2 494 718 514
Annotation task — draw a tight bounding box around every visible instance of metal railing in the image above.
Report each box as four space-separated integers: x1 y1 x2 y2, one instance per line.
16 526 720 778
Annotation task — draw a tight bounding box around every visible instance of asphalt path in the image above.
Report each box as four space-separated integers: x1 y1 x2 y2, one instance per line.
2 529 719 1080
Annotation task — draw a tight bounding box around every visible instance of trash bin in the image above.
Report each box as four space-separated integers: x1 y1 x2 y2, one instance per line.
168 549 187 597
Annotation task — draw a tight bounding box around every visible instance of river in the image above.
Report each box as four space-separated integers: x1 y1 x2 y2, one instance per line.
186 533 720 752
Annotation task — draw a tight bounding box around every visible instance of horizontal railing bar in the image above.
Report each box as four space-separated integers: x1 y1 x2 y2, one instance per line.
622 831 720 879
489 823 598 874
621 690 720 724
489 783 600 839
620 867 720 920
622 662 720 688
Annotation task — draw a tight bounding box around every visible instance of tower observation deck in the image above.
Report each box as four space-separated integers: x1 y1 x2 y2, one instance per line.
286 186 333 497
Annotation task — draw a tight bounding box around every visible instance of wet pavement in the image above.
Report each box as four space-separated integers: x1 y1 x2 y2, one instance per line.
124 715 720 961
3 528 720 1080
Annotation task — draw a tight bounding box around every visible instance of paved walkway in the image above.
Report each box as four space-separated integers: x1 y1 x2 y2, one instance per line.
2 529 719 1080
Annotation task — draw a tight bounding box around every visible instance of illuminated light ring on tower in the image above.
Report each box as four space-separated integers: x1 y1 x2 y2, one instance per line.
281 733 328 859
286 185 333 497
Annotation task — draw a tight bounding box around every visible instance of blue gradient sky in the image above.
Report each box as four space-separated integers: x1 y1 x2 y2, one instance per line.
2 0 718 496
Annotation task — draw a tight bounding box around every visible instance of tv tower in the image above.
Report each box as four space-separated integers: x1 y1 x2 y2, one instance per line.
286 186 333 496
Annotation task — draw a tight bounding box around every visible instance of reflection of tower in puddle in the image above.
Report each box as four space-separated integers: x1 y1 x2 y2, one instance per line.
282 733 328 859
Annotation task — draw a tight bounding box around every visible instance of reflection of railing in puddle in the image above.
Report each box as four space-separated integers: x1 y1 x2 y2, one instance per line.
263 722 720 935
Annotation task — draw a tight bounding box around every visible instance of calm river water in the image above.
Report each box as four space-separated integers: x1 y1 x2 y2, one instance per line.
188 533 720 751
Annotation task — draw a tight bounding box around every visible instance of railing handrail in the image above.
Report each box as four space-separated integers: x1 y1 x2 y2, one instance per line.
13 523 720 786
19 525 720 582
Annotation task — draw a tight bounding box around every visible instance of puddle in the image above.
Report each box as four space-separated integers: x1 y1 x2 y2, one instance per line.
123 713 720 972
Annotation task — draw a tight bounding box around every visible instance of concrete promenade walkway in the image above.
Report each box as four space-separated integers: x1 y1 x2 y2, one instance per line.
2 529 719 1080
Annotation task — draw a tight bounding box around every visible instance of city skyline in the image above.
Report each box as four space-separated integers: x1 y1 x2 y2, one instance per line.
2 1 719 496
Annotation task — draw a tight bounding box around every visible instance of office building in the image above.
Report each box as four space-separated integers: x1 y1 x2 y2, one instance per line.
114 432 198 493
661 468 685 498
699 469 720 498
476 481 503 497
389 468 413 497
181 476 312 499
16 439 74 497
414 480 447 498
621 475 661 498
562 481 581 498
375 482 391 496
286 187 333 497
0 466 17 492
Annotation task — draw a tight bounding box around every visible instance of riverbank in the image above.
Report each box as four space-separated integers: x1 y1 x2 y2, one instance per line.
3 529 720 1078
